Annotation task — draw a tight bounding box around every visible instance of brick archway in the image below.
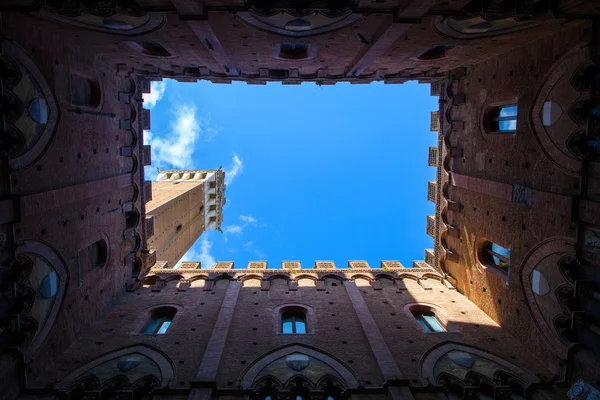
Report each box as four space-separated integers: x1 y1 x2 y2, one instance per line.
239 344 359 389
519 237 576 358
528 45 589 174
3 40 60 171
17 240 68 362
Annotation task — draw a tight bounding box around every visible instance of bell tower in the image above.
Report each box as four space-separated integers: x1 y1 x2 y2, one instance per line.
145 169 226 268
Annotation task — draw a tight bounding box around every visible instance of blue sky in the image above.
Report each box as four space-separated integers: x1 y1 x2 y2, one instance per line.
143 79 438 269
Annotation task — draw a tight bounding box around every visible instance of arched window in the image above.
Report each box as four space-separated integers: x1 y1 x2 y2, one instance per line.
480 241 510 275
70 73 101 108
78 239 108 273
143 306 176 334
419 45 453 60
125 210 139 229
278 44 309 60
125 41 172 57
487 105 518 133
281 307 307 334
410 305 446 333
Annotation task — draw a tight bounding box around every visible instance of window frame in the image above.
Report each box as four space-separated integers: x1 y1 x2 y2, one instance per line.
282 311 307 334
413 311 446 333
407 304 448 333
480 241 511 276
484 103 519 134
492 104 518 132
141 306 178 335
277 305 311 335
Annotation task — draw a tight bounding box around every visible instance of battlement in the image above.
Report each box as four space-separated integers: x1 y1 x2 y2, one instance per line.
143 260 452 292
150 259 437 273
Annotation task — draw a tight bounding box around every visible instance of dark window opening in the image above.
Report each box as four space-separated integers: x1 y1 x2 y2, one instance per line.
176 224 182 232
143 306 176 334
419 45 453 60
269 69 289 79
79 239 108 271
125 210 139 229
125 41 172 57
279 44 309 60
70 73 101 108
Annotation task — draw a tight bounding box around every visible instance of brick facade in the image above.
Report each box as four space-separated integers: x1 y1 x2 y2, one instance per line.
0 0 599 399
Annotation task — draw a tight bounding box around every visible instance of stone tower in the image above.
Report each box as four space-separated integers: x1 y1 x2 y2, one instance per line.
146 169 226 268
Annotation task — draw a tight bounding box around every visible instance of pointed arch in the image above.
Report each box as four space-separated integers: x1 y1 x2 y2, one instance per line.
3 40 60 170
420 342 539 389
17 240 68 362
239 344 359 389
55 345 175 390
519 237 575 357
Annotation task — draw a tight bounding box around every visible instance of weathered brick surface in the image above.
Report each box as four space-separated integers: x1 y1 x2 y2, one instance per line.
0 3 598 399
437 21 594 381
147 181 206 268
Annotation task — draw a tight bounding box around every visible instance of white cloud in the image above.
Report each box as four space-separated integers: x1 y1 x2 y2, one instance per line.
144 166 158 182
223 225 243 234
175 247 199 269
240 215 257 225
225 154 243 185
244 241 253 247
177 236 215 269
222 215 259 239
143 130 152 145
143 81 167 109
150 104 199 169
198 236 216 269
